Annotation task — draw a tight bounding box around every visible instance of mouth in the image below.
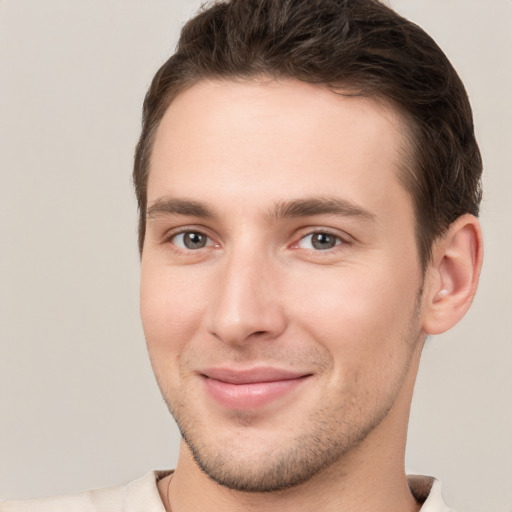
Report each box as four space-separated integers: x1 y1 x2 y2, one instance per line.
199 367 313 409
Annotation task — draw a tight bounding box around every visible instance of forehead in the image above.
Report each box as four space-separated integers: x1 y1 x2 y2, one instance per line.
148 78 412 220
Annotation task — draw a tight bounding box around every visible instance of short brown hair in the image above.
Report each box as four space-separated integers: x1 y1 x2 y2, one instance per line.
133 0 482 269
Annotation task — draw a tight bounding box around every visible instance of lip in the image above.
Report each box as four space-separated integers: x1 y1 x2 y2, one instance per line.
199 367 312 409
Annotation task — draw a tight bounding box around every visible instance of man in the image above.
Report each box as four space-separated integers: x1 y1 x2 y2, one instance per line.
2 0 483 510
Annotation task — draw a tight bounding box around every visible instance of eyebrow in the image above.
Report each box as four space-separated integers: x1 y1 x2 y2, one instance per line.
269 196 376 222
147 198 214 219
146 195 376 222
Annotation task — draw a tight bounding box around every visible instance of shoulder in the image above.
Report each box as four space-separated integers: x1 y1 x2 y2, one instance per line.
0 485 121 512
408 475 456 512
0 471 171 512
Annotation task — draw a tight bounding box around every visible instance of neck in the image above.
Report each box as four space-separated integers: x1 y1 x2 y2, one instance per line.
163 438 419 512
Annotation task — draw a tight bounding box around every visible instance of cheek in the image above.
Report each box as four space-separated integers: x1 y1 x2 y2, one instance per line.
289 260 421 364
140 264 207 373
290 265 421 417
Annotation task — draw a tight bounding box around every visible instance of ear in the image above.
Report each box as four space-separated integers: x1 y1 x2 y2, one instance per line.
422 214 484 335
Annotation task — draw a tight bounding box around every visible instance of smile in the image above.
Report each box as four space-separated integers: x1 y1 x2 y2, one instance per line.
199 367 312 409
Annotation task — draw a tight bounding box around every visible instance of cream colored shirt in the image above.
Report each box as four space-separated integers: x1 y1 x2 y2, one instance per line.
1 472 454 511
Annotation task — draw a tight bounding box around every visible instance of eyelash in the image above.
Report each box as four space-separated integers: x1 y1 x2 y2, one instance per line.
167 229 217 251
293 231 346 251
165 228 349 254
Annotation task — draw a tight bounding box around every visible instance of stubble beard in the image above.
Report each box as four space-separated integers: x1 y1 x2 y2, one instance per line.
162 355 416 492
174 399 390 493
159 290 425 494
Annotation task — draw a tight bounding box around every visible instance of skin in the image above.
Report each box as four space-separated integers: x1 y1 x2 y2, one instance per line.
140 79 482 512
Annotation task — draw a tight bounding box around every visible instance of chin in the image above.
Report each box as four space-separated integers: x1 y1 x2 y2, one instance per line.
174 403 385 493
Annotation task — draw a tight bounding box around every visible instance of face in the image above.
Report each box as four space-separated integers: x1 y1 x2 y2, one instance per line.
141 79 426 492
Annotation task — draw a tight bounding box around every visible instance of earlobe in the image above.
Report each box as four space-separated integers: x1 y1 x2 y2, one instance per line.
422 214 483 335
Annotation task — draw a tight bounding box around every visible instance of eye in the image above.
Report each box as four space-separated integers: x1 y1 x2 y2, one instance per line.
297 232 342 250
171 231 212 250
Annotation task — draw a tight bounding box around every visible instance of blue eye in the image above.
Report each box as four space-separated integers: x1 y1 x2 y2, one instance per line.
172 231 211 250
298 232 341 250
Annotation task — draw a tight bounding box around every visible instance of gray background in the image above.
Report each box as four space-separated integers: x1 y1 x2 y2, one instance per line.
1 1 511 510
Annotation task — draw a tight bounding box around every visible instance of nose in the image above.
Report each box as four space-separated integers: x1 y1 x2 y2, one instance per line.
205 248 287 346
